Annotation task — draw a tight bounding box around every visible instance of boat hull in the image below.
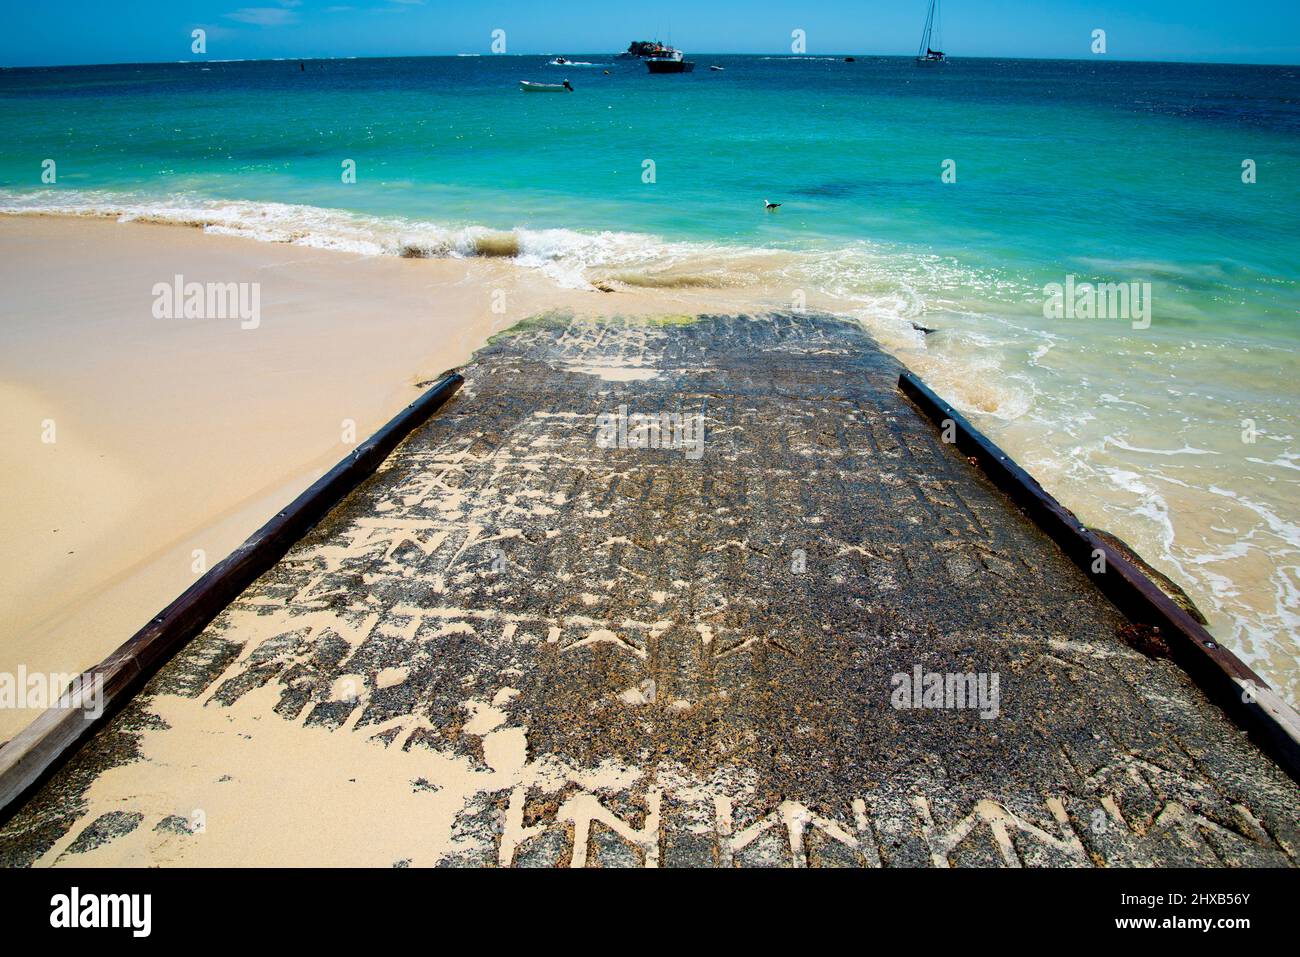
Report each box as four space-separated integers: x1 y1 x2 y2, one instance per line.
646 59 695 74
519 81 570 92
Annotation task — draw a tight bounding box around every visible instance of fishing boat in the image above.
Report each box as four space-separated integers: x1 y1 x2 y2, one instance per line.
915 0 947 64
520 80 573 92
646 49 695 74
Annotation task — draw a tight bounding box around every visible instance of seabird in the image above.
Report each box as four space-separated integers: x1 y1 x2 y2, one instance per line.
764 199 781 210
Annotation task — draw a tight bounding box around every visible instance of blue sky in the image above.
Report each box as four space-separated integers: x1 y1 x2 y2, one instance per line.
3 0 1298 67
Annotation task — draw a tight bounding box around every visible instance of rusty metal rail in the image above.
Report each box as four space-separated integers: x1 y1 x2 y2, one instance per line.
899 370 1300 783
0 372 464 819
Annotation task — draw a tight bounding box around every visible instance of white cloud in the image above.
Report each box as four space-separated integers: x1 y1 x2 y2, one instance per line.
224 7 299 26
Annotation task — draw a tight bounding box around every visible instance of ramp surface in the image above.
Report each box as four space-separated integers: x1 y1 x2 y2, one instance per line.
2 313 1296 867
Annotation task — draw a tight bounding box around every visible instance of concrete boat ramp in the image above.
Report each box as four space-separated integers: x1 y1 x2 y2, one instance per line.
1 312 1297 867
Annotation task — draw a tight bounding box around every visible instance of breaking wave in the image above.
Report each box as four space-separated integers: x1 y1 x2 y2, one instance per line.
0 187 1075 426
4 187 1299 708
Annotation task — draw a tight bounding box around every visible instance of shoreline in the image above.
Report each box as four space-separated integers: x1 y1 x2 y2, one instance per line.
1 211 1296 731
0 214 758 742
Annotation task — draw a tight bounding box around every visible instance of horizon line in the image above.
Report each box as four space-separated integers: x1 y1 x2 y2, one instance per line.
4 51 1299 71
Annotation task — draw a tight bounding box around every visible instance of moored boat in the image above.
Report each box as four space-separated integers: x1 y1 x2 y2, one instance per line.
520 80 573 92
646 49 695 73
915 0 947 63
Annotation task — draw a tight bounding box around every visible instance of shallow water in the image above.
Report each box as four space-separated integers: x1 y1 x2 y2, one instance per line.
1 54 1297 702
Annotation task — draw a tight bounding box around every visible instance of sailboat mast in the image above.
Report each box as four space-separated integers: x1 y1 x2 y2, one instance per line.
918 0 937 58
915 0 945 62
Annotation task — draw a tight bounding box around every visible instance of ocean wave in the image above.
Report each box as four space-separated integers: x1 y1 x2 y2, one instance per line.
0 187 1032 409
0 189 1243 427
0 189 684 279
603 269 750 289
3 185 1299 704
1104 438 1221 457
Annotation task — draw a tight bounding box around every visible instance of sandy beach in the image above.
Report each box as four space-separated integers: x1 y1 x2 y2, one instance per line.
3 309 1295 868
2 211 1298 750
0 215 754 743
2 2 1298 908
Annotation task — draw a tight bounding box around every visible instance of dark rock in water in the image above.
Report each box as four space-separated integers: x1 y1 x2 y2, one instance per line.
1091 528 1209 624
624 40 673 58
792 181 859 198
845 56 856 62
911 321 936 335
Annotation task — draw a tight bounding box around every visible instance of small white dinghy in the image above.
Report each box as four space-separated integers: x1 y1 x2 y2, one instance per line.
520 80 573 92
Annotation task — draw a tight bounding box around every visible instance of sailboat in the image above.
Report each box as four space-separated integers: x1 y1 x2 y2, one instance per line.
915 0 946 64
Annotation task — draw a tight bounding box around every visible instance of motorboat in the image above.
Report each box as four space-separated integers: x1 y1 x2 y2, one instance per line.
520 80 573 92
646 50 695 74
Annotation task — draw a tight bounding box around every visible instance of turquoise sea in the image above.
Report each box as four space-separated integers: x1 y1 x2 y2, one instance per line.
1 54 1298 699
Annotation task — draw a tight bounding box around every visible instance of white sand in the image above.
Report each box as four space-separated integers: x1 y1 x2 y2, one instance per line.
3 212 1294 752
0 215 743 743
